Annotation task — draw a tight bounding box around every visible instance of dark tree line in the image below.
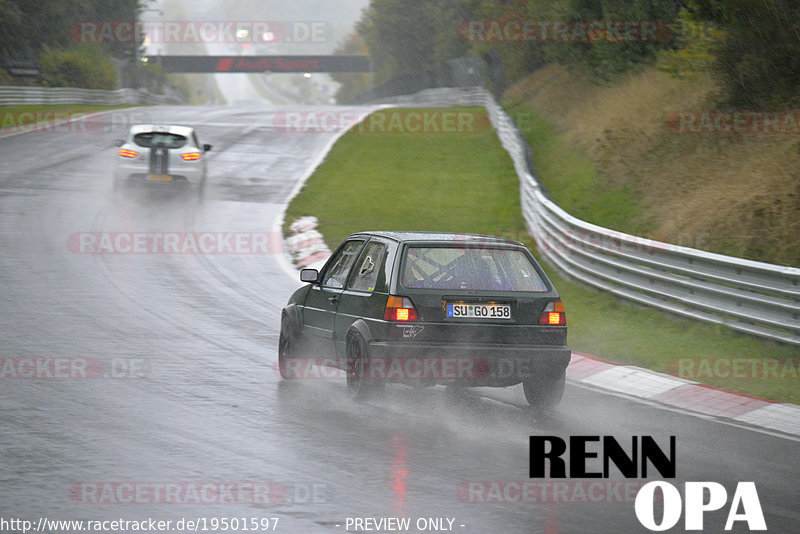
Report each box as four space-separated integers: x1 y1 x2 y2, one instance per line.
337 0 800 108
1 0 139 61
1 0 140 88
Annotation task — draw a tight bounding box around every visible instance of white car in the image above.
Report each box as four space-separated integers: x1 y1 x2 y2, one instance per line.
113 124 211 197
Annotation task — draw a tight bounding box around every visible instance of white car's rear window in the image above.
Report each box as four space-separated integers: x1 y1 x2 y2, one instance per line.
401 246 548 291
133 132 187 149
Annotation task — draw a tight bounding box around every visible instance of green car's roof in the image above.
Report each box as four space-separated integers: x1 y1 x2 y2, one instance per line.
349 231 525 246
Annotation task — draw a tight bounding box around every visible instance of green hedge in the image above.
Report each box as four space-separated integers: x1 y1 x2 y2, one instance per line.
39 46 117 90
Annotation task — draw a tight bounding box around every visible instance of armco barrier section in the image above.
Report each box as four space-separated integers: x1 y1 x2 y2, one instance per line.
373 87 800 345
0 86 183 106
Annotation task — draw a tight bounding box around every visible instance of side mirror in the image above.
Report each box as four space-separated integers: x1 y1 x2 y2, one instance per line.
114 139 124 147
300 268 319 283
203 144 212 152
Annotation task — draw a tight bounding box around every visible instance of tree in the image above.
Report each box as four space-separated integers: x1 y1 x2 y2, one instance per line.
39 45 117 89
357 0 440 85
0 0 140 61
713 0 800 108
550 0 678 80
331 33 370 104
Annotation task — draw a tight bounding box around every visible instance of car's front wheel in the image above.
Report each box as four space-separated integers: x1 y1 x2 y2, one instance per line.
522 371 565 410
278 316 296 379
346 333 383 401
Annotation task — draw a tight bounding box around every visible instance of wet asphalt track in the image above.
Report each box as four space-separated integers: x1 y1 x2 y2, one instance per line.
0 105 798 534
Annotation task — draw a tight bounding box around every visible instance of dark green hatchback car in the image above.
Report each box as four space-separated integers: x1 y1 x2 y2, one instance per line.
279 231 571 408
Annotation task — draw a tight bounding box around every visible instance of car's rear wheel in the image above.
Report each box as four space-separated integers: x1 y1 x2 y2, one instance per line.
346 333 383 401
278 316 296 379
522 371 565 410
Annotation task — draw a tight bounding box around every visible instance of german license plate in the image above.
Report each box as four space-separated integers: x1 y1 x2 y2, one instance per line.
147 174 173 182
446 302 511 319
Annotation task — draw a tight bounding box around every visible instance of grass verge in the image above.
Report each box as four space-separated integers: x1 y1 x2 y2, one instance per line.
285 107 799 404
504 101 654 236
503 64 800 266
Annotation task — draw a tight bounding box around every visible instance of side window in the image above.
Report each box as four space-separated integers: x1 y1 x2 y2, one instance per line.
348 242 386 292
322 240 364 288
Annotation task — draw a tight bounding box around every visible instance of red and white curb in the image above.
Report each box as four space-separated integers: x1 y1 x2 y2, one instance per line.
285 216 331 271
569 352 800 437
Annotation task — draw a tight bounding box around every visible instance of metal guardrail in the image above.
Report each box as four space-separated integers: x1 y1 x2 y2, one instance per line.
375 87 800 345
0 86 183 106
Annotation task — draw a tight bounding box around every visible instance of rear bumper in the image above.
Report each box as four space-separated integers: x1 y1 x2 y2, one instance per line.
367 340 571 386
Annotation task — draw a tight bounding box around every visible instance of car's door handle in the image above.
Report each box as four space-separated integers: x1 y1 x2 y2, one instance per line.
328 295 339 304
